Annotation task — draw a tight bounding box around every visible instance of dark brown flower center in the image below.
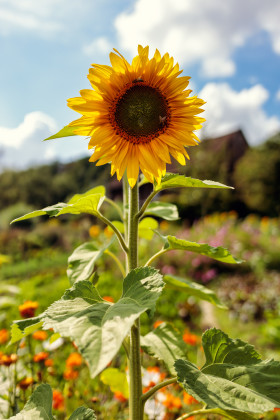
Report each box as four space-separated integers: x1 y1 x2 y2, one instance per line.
114 84 168 137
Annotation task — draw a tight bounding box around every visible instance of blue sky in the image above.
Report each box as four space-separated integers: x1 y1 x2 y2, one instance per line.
0 0 279 171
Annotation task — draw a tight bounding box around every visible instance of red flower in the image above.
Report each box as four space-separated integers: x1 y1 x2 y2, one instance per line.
18 377 33 390
66 352 82 368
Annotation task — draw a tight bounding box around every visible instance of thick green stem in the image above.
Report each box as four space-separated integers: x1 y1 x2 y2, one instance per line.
127 181 143 420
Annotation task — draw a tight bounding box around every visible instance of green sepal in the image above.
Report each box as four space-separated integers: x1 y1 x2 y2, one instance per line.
43 125 81 141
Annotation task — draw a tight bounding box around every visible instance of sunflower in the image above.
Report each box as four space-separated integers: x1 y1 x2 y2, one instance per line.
67 45 205 188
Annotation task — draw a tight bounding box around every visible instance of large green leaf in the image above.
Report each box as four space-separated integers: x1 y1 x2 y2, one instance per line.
202 328 261 367
141 322 187 375
9 384 96 420
155 173 233 191
11 193 104 223
164 235 242 264
197 408 257 420
40 267 163 378
43 125 80 141
9 384 54 420
175 328 280 413
164 275 227 309
10 317 43 344
100 368 129 398
68 186 105 204
144 201 179 221
67 239 114 285
68 407 96 420
175 359 280 413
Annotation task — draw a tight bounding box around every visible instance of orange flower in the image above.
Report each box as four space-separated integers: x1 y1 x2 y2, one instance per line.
32 331 48 341
19 301 39 318
159 221 169 231
18 377 33 390
183 392 198 405
114 391 128 403
103 296 114 303
64 368 79 380
33 352 49 363
66 352 82 368
163 392 182 410
104 226 114 238
53 390 65 411
89 224 101 238
0 329 9 344
0 353 18 366
45 358 54 367
183 331 199 346
153 320 164 329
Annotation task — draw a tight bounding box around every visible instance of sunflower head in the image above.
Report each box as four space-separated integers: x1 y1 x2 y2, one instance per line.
67 45 205 188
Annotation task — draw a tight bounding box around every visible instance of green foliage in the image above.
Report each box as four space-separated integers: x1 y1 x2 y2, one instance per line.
13 268 164 378
154 173 234 192
11 190 105 224
175 328 280 413
100 368 129 398
141 322 187 375
164 275 226 309
67 240 114 285
163 235 242 263
138 217 158 239
144 201 179 221
234 134 280 215
9 384 54 420
9 384 96 420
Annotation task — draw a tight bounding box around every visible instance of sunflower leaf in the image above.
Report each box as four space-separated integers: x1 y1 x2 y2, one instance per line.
39 267 163 378
141 322 187 375
67 238 115 285
10 317 44 344
154 173 234 191
43 125 80 141
164 275 227 309
202 328 261 367
11 192 105 223
100 368 129 398
9 384 54 420
68 407 96 420
162 235 242 264
175 328 280 413
144 201 179 221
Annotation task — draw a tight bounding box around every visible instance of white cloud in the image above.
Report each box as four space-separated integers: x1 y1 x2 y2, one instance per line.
199 83 280 144
82 37 111 57
0 112 91 170
115 0 280 78
0 0 92 37
276 89 280 101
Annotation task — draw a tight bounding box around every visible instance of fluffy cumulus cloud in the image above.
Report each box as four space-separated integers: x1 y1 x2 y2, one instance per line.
0 112 91 170
0 112 58 169
199 83 280 144
115 0 280 77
